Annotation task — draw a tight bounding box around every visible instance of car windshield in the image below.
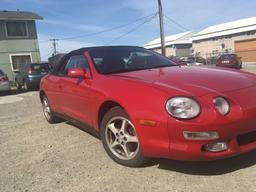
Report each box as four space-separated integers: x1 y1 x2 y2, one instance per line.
220 54 236 59
0 70 4 75
31 64 49 73
187 60 193 63
89 47 177 74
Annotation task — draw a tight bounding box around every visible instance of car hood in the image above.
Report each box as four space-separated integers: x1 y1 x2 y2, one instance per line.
110 66 256 96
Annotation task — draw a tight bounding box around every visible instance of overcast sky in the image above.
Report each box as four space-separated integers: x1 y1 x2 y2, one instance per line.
2 0 256 60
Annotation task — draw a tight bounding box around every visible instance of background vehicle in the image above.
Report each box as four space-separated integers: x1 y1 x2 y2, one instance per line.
15 63 50 90
168 56 187 66
186 56 206 66
216 54 242 69
0 69 11 92
206 56 218 65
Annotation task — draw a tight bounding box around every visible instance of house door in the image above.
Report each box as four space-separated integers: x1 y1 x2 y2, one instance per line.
235 39 256 63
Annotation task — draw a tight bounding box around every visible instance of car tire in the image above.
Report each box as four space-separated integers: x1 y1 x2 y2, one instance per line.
100 106 147 167
42 95 62 124
24 81 31 91
16 83 22 90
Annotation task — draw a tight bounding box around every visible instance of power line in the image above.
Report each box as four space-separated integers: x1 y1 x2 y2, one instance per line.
164 20 186 32
39 12 159 55
106 14 157 45
42 50 54 60
59 12 158 41
164 15 189 31
57 47 67 53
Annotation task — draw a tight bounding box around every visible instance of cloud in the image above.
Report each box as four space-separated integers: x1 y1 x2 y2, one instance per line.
2 0 53 5
39 19 108 33
38 34 96 61
39 19 67 26
75 24 107 32
122 0 157 15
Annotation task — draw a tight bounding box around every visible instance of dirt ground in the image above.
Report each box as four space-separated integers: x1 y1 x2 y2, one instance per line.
1 67 256 192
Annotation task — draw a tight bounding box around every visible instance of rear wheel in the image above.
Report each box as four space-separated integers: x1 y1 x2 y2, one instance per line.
16 82 22 90
42 95 62 123
24 81 31 91
100 106 147 167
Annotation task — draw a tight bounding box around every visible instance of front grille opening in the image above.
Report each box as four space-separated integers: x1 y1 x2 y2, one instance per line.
237 131 256 146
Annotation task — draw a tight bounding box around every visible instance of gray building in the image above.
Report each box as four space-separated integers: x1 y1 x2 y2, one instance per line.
143 32 195 58
0 10 43 81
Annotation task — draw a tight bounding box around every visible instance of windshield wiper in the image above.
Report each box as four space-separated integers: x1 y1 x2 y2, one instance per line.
105 65 175 75
148 64 175 69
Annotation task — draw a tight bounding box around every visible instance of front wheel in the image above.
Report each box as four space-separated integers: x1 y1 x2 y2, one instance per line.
100 106 147 167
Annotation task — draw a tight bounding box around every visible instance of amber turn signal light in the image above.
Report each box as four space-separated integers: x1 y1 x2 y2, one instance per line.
139 120 157 127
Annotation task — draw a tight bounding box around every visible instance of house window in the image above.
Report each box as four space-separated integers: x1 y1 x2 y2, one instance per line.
212 50 219 56
6 21 28 37
10 54 32 71
247 31 256 36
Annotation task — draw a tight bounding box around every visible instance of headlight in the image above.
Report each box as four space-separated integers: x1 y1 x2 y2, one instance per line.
213 97 230 115
166 97 201 119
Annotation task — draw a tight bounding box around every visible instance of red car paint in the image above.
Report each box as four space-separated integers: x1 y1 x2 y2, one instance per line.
40 47 256 161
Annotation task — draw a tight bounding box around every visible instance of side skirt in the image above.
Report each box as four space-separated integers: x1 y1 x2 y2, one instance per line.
54 112 100 139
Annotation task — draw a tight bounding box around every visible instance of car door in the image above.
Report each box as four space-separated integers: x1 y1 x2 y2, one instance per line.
57 54 93 126
44 60 67 113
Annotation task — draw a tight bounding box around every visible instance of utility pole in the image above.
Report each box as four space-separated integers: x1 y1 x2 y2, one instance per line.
158 0 166 56
49 38 59 56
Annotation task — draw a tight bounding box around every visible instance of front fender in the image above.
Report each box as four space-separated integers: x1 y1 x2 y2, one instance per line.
93 76 173 157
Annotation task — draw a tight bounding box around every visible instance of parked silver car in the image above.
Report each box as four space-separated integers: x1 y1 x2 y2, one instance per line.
0 69 11 92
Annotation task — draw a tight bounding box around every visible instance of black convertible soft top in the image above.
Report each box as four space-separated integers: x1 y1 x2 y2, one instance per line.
51 46 144 74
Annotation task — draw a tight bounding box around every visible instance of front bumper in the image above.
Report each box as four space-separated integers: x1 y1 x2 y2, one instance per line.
135 85 256 161
167 87 256 161
217 63 240 69
27 77 42 87
168 125 256 161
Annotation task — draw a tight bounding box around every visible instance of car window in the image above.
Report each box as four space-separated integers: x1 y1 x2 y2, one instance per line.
90 47 176 74
31 64 49 73
58 55 89 76
220 54 235 60
0 70 4 76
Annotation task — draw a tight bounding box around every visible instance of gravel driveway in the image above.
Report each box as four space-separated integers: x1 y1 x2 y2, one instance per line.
0 91 256 192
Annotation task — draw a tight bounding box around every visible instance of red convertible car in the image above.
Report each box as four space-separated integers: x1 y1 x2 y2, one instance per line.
40 46 256 167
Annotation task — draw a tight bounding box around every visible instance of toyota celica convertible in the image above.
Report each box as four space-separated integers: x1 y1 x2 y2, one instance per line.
40 46 256 167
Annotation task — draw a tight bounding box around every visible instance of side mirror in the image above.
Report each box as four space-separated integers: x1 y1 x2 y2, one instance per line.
68 68 85 78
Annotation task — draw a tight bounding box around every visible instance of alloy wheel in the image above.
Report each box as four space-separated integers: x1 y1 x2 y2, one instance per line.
105 117 139 160
43 97 51 121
